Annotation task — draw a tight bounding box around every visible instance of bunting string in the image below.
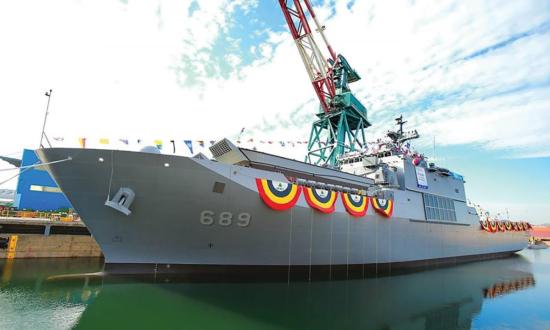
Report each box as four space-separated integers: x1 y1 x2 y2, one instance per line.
47 136 420 157
47 137 313 155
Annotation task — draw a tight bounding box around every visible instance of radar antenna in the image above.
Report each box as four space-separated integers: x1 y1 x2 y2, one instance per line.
386 115 419 146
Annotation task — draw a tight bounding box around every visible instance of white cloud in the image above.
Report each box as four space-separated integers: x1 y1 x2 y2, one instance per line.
306 0 550 159
225 54 242 70
0 0 263 185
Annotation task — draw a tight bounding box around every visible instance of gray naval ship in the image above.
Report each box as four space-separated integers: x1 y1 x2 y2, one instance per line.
36 119 529 280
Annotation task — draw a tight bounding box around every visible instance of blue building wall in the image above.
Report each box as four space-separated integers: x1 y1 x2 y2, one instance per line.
14 149 72 211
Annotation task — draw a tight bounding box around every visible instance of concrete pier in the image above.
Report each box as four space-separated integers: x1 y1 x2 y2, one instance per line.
0 217 102 259
0 217 89 235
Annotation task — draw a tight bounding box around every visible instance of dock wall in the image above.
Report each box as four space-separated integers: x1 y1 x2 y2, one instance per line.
0 234 102 258
0 217 102 259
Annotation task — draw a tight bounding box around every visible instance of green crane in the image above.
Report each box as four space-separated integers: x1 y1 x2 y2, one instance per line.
279 0 371 166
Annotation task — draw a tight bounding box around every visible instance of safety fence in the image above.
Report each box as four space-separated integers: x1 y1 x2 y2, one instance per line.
0 208 79 222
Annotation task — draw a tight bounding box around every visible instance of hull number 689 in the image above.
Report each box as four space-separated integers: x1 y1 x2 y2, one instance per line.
199 210 251 227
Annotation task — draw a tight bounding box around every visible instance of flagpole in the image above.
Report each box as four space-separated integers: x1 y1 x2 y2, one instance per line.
238 127 245 142
432 136 436 163
39 89 53 149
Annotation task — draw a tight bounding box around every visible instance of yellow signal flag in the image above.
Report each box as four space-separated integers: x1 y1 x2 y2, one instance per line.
154 140 164 151
99 138 109 145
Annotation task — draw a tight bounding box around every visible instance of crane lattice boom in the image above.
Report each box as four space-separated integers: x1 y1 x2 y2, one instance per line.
278 0 371 166
278 0 337 113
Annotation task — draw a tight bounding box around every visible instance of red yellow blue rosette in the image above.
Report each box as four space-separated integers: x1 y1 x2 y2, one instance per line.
480 220 490 232
341 192 368 217
303 187 337 213
371 197 394 218
255 178 302 211
488 219 498 233
505 221 512 231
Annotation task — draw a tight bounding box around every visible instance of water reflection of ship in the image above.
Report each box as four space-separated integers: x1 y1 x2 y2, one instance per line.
0 258 103 329
72 256 535 330
1 257 536 329
0 258 103 304
483 275 535 299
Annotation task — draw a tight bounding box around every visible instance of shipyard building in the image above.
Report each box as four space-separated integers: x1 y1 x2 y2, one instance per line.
14 149 72 211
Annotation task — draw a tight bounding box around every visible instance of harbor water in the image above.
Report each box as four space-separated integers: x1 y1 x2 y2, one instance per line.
1 250 549 330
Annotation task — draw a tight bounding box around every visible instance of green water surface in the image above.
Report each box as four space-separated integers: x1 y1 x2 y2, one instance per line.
1 250 549 330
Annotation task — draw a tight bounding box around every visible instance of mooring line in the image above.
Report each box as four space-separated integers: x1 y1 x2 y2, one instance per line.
308 210 314 281
0 157 71 172
0 157 71 186
329 212 333 280
106 150 115 202
346 213 350 280
287 208 294 285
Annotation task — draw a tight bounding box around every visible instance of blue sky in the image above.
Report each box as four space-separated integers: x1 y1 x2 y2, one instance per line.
0 0 549 222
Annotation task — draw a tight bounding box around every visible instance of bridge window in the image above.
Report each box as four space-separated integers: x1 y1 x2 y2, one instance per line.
424 193 456 221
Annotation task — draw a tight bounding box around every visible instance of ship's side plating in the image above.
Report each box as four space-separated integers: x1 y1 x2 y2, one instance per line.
36 147 527 276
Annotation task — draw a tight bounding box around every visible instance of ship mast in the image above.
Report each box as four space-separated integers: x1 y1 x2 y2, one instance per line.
386 115 419 147
39 89 53 149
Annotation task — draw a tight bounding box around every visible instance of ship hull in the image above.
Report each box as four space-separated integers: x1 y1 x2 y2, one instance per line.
37 148 528 277
101 250 518 281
